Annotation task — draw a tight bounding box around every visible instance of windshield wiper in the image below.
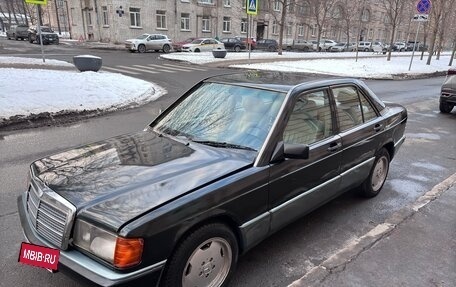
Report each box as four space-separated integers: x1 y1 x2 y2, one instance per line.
191 140 256 151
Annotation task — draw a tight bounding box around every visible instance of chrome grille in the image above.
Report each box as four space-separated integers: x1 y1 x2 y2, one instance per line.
26 174 76 250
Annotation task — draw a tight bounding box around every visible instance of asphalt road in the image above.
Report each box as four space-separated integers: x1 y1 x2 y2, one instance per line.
1 38 455 287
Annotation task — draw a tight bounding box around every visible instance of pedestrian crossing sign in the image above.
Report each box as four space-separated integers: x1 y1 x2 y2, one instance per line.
25 0 47 4
247 0 258 15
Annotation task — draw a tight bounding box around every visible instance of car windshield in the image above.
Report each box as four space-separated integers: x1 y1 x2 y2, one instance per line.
153 82 286 151
136 34 149 40
41 27 53 32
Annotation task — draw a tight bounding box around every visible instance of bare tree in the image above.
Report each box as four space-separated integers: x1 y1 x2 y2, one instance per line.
338 0 363 45
266 0 294 55
381 0 407 61
435 1 455 60
426 0 445 65
309 0 336 51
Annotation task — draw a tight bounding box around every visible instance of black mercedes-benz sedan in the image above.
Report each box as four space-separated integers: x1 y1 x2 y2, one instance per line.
17 72 407 287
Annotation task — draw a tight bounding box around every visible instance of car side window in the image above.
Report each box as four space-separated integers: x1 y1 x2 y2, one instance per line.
283 90 333 145
333 86 377 131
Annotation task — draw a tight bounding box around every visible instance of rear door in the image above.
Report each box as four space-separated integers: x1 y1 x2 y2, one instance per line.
268 89 342 233
331 85 384 191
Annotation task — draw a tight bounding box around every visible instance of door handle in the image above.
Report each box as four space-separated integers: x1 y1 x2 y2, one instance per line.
327 142 341 152
374 124 383 132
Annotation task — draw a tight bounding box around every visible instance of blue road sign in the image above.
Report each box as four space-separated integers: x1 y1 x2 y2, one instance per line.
416 0 431 14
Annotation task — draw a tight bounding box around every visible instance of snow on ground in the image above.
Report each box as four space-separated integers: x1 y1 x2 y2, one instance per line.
163 51 454 79
0 58 166 122
232 55 454 79
0 56 74 67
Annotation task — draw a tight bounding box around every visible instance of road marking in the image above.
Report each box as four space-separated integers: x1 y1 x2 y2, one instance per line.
116 65 160 74
162 63 208 71
102 66 140 75
147 64 190 72
131 64 174 73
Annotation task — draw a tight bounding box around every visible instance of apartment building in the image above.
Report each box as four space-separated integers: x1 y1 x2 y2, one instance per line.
60 0 422 45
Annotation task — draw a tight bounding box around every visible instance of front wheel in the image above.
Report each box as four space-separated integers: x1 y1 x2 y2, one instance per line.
234 45 241 52
359 148 390 198
161 223 238 287
163 44 171 53
137 44 146 53
439 102 454 113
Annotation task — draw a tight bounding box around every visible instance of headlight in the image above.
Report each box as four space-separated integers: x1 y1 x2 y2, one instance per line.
73 219 143 268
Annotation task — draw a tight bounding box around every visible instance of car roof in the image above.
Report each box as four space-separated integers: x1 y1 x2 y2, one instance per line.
202 71 357 93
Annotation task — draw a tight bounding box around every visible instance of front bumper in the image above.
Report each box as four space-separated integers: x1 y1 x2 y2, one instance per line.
17 193 165 286
440 90 456 105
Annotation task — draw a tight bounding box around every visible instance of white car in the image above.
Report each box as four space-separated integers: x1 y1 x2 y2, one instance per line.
125 33 172 53
181 38 225 52
319 39 338 51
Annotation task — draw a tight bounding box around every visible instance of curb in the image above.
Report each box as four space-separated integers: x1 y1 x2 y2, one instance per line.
289 172 456 287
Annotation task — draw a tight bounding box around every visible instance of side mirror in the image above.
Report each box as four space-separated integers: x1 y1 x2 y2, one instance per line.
270 141 310 163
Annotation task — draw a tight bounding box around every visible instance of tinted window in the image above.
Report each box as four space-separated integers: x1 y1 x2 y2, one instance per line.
283 90 333 145
333 87 363 131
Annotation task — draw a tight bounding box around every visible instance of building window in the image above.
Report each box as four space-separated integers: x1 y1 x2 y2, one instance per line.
274 0 280 11
286 22 292 36
241 18 247 33
198 0 214 4
223 16 231 32
87 11 92 26
102 6 109 26
361 9 370 22
181 0 189 2
181 13 190 31
298 24 304 36
224 0 231 7
202 16 211 32
242 0 246 9
272 20 278 35
70 8 76 25
333 5 342 19
156 10 166 29
299 1 310 16
311 24 317 37
130 7 141 27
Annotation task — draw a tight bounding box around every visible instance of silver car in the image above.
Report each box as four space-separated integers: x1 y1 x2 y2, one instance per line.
125 34 172 53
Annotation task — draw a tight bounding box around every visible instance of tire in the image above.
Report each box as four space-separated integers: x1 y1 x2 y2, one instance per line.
14 34 18 40
286 46 292 51
439 102 454 113
234 45 241 52
359 148 390 198
364 48 369 52
29 37 33 43
268 46 275 52
161 223 238 287
400 48 404 52
303 46 309 52
194 48 200 52
163 44 171 53
138 44 146 53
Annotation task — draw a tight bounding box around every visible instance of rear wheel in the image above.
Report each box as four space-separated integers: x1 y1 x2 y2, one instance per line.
439 102 454 113
161 223 238 287
138 44 146 53
303 46 309 52
359 148 390 198
163 44 171 53
268 46 275 52
234 45 241 52
364 48 369 52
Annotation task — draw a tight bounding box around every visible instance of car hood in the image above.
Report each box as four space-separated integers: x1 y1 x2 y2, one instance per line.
125 39 142 44
31 130 255 231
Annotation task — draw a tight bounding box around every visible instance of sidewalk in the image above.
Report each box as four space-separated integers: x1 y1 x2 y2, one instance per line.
290 173 456 287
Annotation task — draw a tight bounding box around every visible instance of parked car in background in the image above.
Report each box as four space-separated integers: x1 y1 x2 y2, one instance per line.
182 38 224 52
172 37 196 52
221 37 246 52
406 41 428 51
357 41 372 52
371 41 386 54
256 39 278 51
284 39 314 52
17 71 407 287
125 33 172 53
440 68 456 113
329 42 356 52
6 24 29 40
28 26 59 45
392 42 406 52
309 40 319 51
235 36 256 49
319 39 338 51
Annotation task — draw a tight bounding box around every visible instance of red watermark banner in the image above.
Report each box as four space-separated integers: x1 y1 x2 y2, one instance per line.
18 242 60 271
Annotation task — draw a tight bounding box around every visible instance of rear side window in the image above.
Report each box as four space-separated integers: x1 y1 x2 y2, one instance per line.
333 86 378 131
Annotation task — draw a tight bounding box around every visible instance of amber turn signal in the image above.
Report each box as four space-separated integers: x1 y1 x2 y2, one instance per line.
114 237 144 268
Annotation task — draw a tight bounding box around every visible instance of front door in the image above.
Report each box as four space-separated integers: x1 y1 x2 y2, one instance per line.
268 89 342 233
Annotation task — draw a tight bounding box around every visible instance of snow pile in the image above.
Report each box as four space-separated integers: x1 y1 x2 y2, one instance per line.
0 56 75 67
